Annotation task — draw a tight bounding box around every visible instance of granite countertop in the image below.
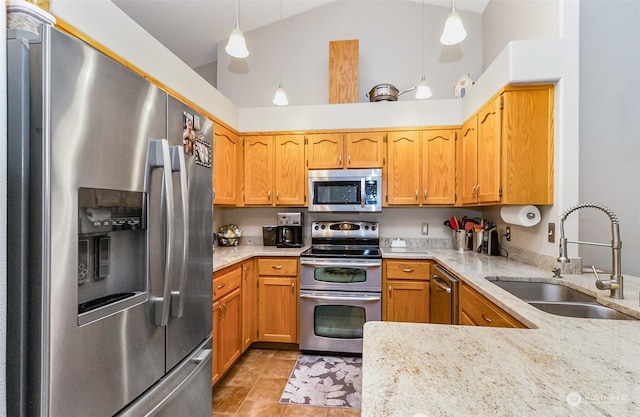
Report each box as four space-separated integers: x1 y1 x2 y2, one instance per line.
213 244 640 415
213 245 307 272
364 248 640 416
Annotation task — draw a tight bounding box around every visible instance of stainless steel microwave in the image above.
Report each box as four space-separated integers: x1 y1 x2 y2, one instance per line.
308 169 382 212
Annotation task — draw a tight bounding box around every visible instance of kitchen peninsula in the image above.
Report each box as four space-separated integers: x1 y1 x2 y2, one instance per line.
362 248 640 416
214 246 640 416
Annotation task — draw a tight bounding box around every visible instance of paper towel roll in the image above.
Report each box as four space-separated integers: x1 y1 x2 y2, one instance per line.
500 205 541 227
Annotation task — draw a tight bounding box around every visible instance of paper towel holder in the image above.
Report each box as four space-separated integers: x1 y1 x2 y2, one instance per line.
500 205 541 227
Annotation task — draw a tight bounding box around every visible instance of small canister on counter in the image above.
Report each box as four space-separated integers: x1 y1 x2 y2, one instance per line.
262 225 278 246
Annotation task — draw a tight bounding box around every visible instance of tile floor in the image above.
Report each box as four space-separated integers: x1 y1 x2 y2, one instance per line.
212 348 361 417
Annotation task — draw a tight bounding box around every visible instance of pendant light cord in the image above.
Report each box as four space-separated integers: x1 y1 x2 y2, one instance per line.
278 0 283 86
421 0 425 77
235 0 240 28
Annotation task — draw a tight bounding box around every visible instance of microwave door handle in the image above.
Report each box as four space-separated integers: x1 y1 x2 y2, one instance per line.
147 139 174 327
361 178 365 208
170 145 189 318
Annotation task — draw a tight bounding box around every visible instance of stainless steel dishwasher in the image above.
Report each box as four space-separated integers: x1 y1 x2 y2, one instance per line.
430 265 459 324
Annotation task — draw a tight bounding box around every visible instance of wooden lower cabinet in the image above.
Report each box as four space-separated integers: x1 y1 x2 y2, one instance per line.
257 257 299 343
383 259 431 323
241 259 257 352
212 264 242 385
459 281 525 328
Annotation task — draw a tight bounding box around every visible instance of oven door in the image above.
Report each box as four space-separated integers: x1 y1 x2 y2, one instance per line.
299 290 381 354
300 258 382 292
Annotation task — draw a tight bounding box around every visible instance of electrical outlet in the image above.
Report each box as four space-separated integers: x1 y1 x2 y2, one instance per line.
421 222 429 235
505 226 511 241
548 222 555 243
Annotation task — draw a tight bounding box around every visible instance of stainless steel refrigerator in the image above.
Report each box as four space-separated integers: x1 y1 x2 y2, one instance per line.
7 23 213 417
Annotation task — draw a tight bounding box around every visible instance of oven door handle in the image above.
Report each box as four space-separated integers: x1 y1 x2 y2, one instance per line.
300 260 381 268
300 294 381 302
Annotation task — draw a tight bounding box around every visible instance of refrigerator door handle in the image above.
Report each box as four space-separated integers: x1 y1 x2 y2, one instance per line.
170 145 189 318
148 139 174 327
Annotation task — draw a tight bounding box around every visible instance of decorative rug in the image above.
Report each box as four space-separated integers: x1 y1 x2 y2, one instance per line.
279 355 362 409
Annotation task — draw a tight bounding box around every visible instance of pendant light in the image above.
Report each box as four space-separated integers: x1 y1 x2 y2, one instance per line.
440 0 467 46
273 0 288 106
225 0 249 58
415 0 432 100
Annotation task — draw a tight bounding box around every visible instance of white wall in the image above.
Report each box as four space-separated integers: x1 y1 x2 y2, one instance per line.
195 61 217 88
476 0 579 261
578 1 640 276
217 207 482 242
218 1 483 107
482 0 560 70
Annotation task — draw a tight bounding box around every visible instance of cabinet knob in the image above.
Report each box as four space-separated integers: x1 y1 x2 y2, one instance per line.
348 154 351 164
402 268 415 273
339 154 342 163
423 189 427 199
272 265 283 270
415 190 418 200
217 284 225 289
276 191 279 201
268 191 271 200
481 313 492 323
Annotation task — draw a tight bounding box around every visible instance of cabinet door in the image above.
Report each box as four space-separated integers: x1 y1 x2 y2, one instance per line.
244 135 273 205
459 117 478 205
258 277 298 343
476 96 502 203
386 131 421 205
385 280 429 323
274 135 306 206
213 124 240 205
218 288 242 373
212 300 221 385
241 259 256 352
501 86 554 204
306 133 344 169
422 129 456 205
345 132 385 168
459 282 525 328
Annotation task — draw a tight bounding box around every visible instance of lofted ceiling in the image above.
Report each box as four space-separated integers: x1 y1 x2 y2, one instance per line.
112 0 489 70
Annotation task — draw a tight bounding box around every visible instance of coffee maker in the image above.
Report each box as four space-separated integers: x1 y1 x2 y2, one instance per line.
277 212 304 248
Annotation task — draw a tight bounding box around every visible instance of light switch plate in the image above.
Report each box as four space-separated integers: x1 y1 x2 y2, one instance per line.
421 222 429 235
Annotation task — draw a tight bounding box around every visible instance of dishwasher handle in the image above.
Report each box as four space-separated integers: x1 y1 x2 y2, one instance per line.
432 275 452 293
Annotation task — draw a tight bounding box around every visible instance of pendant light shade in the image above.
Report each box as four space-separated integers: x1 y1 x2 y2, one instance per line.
273 84 288 106
225 0 249 58
440 1 467 46
415 76 433 100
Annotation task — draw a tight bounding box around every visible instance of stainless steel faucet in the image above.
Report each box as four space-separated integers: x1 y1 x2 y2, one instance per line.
557 203 623 299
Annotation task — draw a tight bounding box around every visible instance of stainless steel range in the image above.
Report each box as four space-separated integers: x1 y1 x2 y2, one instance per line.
299 221 382 354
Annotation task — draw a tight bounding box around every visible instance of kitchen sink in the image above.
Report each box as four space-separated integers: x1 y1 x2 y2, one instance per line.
529 301 636 320
485 277 637 320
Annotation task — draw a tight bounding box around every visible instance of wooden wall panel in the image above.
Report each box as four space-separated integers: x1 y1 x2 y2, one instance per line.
329 40 359 104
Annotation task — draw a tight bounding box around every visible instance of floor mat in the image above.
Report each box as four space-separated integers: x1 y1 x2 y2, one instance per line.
278 355 362 409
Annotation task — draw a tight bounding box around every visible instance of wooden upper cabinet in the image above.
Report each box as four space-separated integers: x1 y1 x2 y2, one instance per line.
306 133 344 169
501 85 554 205
422 129 456 205
386 131 421 205
457 84 555 207
213 124 240 205
243 135 274 205
345 132 385 168
476 96 502 204
274 135 306 206
459 118 478 205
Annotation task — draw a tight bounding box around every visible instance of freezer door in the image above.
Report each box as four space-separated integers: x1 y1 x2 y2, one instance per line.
12 26 169 417
117 337 213 417
166 96 214 371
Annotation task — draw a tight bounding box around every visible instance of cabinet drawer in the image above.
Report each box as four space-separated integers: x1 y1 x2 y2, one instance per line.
213 265 241 300
257 258 298 276
385 260 431 280
460 283 525 328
